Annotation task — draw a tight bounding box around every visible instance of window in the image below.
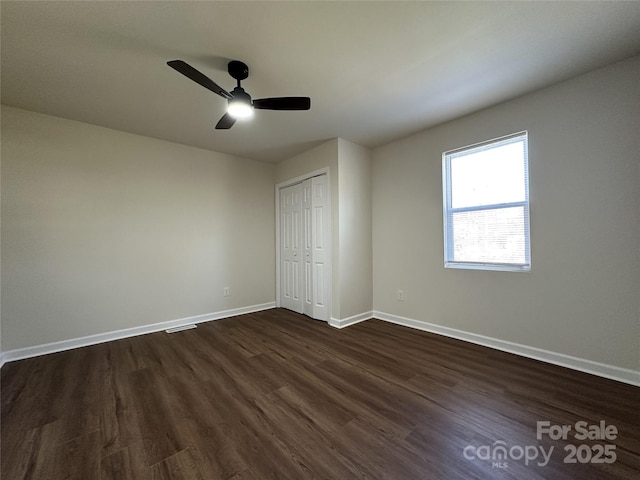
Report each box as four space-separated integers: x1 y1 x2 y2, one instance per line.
442 131 530 272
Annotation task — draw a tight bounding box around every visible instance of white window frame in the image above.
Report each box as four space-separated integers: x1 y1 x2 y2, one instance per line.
442 131 531 272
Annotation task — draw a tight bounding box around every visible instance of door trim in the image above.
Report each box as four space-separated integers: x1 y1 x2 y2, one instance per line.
275 167 332 320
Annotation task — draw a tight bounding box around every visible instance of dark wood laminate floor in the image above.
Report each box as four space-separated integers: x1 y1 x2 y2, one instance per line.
2 308 639 479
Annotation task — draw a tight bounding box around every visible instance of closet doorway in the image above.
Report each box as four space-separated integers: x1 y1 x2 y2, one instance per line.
277 172 330 321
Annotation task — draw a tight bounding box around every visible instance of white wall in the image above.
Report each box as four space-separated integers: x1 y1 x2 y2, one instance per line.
372 56 640 371
0 137 2 361
338 139 372 319
275 139 339 186
1 106 276 352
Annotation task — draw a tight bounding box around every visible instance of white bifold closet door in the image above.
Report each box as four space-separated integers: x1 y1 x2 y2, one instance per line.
280 175 329 321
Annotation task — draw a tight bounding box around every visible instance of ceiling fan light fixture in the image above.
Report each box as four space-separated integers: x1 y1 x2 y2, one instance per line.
227 86 254 119
227 100 254 119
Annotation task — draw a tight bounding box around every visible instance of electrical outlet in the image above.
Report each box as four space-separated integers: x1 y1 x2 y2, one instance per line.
223 287 230 297
397 290 404 301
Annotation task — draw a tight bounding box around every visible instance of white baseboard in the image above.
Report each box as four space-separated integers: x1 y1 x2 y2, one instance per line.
374 311 640 387
329 311 373 329
1 302 276 365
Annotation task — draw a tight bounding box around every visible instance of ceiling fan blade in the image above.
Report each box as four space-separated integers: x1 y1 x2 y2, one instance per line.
215 112 237 130
167 60 232 100
253 97 311 111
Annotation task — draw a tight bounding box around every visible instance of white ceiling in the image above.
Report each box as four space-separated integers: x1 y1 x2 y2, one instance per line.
2 1 640 163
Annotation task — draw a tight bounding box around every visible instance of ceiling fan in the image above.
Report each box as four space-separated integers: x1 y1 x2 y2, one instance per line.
167 59 311 129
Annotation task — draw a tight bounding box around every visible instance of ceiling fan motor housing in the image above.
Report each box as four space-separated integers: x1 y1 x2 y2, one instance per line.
230 87 252 104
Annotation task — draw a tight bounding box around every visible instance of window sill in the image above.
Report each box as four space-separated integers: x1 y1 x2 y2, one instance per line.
444 262 531 272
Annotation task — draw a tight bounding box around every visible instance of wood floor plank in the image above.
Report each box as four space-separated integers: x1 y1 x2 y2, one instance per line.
100 359 143 457
1 424 50 480
41 429 102 480
178 419 247 479
127 368 188 467
2 308 639 479
100 441 150 480
228 471 258 480
148 448 206 480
